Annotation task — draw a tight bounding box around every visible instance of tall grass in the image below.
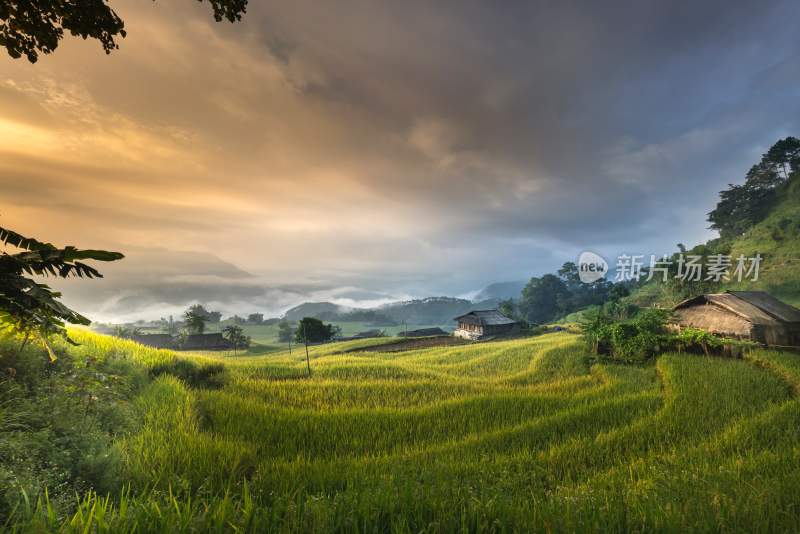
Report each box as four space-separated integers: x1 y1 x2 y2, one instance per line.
4 330 800 532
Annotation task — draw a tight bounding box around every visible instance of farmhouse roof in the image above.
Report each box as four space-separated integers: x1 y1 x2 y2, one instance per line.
727 291 800 323
355 329 383 338
180 333 231 349
397 327 448 337
132 334 175 348
453 309 516 326
673 291 800 326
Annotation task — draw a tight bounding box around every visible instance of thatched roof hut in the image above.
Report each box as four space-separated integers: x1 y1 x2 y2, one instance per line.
671 291 800 347
181 333 231 350
397 327 448 338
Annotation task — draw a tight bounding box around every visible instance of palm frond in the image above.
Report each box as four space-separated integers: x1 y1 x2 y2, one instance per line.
0 225 122 360
0 226 56 252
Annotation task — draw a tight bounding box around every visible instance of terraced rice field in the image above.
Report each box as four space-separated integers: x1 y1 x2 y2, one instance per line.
12 331 800 532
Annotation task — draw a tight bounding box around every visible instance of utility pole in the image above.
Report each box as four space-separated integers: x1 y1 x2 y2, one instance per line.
303 322 311 377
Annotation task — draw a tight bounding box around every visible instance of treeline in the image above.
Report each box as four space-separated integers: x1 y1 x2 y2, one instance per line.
502 262 636 325
708 136 799 239
276 317 341 344
307 309 399 326
152 305 280 333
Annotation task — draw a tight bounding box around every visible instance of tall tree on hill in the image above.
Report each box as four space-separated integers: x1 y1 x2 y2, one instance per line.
498 299 516 320
182 304 221 323
557 262 587 310
277 319 294 343
183 305 207 334
295 317 335 344
112 325 141 339
0 226 123 360
556 261 621 311
247 313 264 325
708 136 800 238
765 137 800 180
165 315 178 335
518 274 571 325
222 324 250 355
0 0 248 63
294 317 335 377
229 315 246 325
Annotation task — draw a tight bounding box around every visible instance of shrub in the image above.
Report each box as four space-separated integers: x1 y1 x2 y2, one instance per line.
671 327 757 356
582 308 670 362
0 337 141 518
582 306 759 361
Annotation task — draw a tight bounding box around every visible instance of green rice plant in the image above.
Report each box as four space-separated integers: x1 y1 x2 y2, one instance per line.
4 330 800 532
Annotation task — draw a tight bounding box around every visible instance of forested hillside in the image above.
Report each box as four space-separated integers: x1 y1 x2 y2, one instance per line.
631 137 800 307
284 297 502 327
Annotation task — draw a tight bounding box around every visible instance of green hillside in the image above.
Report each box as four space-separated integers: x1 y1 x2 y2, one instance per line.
3 330 799 531
630 169 800 308
283 302 347 321
283 297 501 328
725 175 800 306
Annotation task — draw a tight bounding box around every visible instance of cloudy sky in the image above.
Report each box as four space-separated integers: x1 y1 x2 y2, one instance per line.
2 0 799 321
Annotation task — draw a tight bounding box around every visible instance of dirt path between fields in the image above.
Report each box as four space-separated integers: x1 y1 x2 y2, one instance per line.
345 336 471 353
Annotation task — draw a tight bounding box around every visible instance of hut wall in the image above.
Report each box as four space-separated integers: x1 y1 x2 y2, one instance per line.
759 324 800 346
672 305 754 339
458 321 483 334
453 327 482 340
485 323 515 336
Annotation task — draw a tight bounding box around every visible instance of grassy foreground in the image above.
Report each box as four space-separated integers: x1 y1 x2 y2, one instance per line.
2 331 800 532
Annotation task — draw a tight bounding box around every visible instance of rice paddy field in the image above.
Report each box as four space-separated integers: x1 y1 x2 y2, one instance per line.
4 330 800 532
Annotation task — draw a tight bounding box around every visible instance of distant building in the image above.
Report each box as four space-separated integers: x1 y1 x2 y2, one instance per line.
181 333 231 351
671 291 800 347
131 334 175 349
397 327 448 338
355 329 384 338
453 310 518 340
335 329 386 342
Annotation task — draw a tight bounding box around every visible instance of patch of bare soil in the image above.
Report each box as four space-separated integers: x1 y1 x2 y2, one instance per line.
347 336 470 353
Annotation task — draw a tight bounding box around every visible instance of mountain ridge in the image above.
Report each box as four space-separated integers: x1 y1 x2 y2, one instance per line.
283 294 503 325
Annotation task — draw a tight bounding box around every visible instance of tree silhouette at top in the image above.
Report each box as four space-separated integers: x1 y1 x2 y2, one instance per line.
0 0 248 63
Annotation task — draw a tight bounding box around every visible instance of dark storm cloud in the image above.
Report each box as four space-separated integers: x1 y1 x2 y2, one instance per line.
244 0 799 245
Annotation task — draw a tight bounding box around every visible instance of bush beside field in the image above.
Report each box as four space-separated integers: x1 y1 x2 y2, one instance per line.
1 330 799 532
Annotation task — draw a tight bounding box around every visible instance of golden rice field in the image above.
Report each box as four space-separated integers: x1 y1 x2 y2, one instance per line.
6 330 800 532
